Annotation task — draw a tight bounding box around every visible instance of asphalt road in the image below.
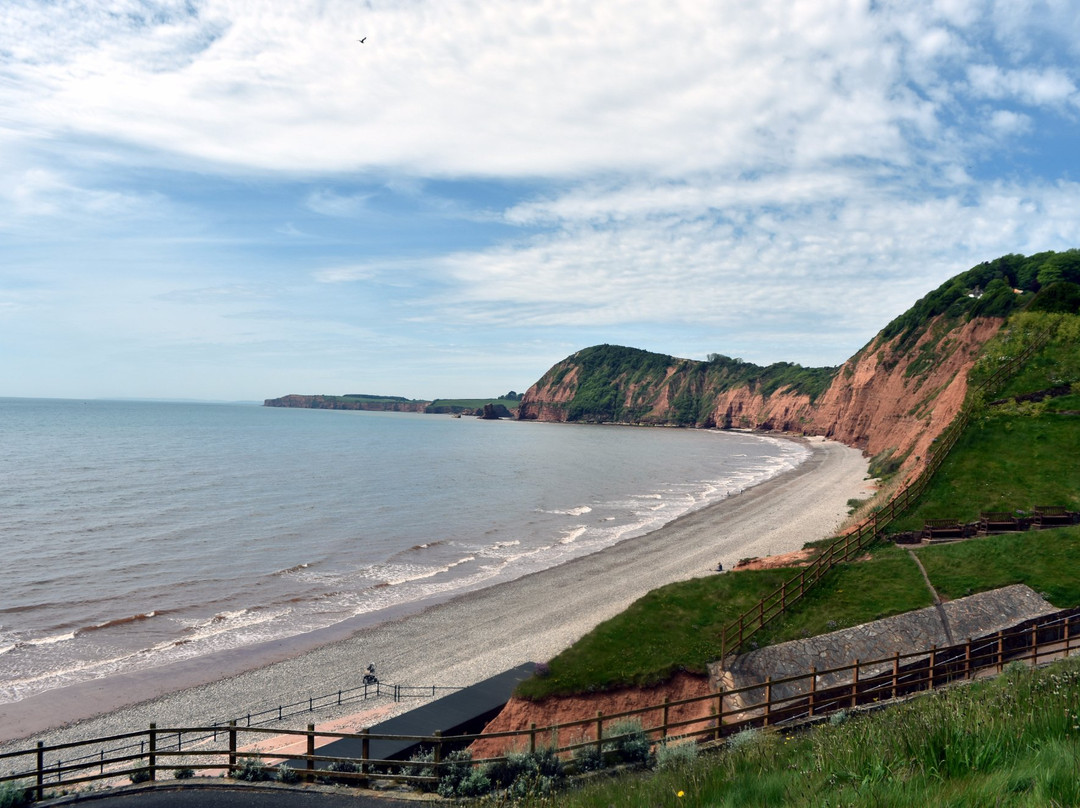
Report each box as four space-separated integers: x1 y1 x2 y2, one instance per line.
40 783 422 807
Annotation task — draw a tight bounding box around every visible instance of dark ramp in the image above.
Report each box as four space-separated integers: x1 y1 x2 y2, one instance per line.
296 663 534 767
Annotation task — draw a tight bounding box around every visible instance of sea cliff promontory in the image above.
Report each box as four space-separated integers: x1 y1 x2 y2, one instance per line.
518 250 1080 477
264 394 430 413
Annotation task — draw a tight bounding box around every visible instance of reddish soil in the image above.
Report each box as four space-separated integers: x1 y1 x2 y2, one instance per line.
468 672 713 759
733 548 815 571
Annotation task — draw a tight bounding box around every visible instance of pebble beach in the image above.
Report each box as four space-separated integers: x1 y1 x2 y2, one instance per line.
0 436 870 753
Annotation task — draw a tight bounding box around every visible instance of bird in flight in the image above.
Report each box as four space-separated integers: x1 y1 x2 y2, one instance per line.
358 37 367 43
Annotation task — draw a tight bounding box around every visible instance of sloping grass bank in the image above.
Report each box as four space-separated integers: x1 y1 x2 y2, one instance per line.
520 528 1080 701
510 656 1080 808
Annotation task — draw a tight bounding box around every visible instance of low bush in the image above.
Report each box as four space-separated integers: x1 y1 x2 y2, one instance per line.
655 738 699 770
275 765 300 785
571 742 604 773
435 750 475 798
233 756 272 782
603 719 652 766
0 782 32 808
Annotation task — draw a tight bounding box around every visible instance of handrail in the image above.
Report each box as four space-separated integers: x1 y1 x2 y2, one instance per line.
0 678 460 787
718 327 1053 658
3 607 1076 800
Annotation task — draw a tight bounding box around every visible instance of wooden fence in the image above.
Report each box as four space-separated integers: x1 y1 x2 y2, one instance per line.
4 607 1077 801
718 327 1053 658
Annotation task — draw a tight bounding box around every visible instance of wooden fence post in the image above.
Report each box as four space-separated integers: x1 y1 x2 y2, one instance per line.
148 723 157 781
36 742 44 802
965 638 972 679
433 730 443 768
529 723 537 754
929 646 936 690
1030 624 1038 668
595 712 604 758
361 729 370 785
306 724 315 783
892 652 900 699
714 687 724 740
808 667 817 717
997 631 1004 673
228 721 237 777
763 678 772 727
1066 616 1073 657
850 660 860 709
662 698 670 739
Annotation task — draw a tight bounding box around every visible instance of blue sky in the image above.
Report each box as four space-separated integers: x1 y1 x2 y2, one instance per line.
3 0 1080 401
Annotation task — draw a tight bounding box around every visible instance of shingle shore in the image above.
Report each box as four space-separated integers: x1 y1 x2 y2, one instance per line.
0 437 871 757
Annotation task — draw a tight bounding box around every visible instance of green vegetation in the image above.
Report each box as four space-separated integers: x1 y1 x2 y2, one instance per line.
880 249 1080 351
509 657 1080 808
427 397 521 414
704 354 839 403
516 567 797 698
519 528 1080 702
342 393 413 402
917 527 1080 607
522 301 1079 701
890 314 1080 532
548 344 838 425
0 782 31 808
751 544 933 647
558 344 676 422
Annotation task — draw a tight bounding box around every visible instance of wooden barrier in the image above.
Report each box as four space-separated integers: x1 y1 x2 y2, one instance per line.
4 607 1076 800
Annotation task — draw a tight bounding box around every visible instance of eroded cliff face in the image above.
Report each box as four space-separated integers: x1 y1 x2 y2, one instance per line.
518 316 1005 474
804 317 1003 468
469 672 713 759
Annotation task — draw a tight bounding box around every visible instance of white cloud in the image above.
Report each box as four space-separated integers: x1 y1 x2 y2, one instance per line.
0 0 935 177
4 0 1080 397
3 169 166 220
967 64 1078 107
305 189 372 217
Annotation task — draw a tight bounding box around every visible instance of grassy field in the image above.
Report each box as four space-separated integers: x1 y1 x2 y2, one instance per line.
509 656 1080 808
917 527 1080 607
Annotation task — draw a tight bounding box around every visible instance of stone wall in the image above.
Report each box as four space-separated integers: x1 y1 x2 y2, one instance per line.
710 585 1057 711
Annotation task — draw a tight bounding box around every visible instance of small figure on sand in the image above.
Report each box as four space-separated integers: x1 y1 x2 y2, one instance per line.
363 663 378 685
716 561 724 572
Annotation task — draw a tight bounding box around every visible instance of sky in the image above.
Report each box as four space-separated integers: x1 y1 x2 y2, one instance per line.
3 0 1080 402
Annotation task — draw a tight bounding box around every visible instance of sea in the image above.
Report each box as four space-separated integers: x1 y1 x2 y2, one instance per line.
0 398 809 706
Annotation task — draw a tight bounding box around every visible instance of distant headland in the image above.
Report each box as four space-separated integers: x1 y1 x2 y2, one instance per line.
263 392 524 418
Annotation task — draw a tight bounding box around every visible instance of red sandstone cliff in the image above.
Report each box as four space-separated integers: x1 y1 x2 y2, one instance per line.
518 315 1004 476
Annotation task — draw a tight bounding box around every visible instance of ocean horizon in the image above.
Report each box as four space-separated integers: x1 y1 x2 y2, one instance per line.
0 398 809 705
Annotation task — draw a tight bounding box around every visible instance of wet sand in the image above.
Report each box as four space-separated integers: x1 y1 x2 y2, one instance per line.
0 436 871 750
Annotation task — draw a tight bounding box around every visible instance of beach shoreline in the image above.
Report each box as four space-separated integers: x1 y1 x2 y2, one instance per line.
0 435 871 750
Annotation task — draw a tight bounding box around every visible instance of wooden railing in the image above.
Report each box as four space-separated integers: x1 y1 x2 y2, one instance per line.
4 607 1077 801
718 327 1053 658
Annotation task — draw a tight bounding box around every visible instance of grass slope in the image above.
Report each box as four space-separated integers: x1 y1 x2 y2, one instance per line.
519 309 1079 701
514 657 1080 808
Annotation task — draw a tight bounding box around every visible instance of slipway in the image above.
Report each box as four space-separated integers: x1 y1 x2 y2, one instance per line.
291 662 535 767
